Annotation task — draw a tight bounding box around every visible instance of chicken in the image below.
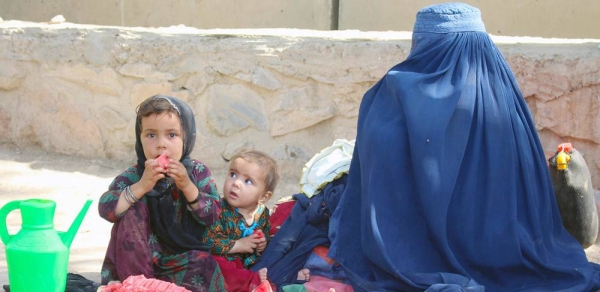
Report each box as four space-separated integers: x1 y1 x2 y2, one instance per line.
548 143 599 248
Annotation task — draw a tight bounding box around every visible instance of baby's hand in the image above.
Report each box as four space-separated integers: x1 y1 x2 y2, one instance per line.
254 230 267 253
231 234 263 254
253 230 264 239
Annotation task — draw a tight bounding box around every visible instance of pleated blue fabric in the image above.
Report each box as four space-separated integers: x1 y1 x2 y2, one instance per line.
328 3 600 291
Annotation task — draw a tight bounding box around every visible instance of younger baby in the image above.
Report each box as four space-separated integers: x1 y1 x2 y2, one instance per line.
203 149 279 291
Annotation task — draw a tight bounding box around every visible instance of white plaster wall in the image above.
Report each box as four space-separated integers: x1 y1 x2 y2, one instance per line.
1 0 599 38
339 0 600 39
0 0 335 29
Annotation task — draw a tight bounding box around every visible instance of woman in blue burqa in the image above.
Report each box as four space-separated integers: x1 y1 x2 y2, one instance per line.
328 2 600 291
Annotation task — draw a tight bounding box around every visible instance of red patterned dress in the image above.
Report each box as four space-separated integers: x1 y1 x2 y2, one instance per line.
202 199 271 291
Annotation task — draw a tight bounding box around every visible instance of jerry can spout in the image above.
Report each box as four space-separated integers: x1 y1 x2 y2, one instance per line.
59 199 93 248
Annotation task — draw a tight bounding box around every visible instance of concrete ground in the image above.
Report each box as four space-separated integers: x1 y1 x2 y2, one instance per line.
1 143 600 287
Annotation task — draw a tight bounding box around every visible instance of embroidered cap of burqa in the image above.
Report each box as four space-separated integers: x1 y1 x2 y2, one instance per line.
328 3 600 291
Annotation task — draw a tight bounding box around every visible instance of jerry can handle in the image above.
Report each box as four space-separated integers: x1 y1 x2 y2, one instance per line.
0 200 22 245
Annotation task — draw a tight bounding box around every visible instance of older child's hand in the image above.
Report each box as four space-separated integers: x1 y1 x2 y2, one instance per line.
165 159 193 190
138 158 168 193
164 159 200 205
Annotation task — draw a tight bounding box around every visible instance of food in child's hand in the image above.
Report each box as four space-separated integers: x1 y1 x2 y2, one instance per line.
253 230 264 238
157 153 169 169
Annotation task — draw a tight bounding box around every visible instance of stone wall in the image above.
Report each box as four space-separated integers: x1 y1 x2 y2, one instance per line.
1 21 599 191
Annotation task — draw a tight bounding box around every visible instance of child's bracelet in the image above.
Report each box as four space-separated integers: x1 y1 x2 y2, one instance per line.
124 186 138 206
123 189 133 206
187 194 200 205
126 186 139 202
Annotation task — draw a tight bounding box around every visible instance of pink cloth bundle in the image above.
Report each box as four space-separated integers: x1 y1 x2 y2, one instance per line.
100 275 191 292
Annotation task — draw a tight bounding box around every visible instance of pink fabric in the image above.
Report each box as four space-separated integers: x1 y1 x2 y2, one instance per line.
100 275 191 292
251 280 274 292
303 275 353 292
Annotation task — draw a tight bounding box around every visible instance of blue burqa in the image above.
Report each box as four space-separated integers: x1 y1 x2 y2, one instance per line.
328 3 600 291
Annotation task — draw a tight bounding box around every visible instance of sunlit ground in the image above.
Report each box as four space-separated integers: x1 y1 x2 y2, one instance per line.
1 144 598 287
0 155 115 284
0 144 297 285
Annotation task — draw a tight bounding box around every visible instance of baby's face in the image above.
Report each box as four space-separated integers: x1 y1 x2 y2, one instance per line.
139 112 184 162
223 158 269 212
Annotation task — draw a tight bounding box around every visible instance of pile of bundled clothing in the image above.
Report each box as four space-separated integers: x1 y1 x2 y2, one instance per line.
252 139 355 291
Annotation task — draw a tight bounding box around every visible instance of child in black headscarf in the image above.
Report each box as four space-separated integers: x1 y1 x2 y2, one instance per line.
99 95 226 292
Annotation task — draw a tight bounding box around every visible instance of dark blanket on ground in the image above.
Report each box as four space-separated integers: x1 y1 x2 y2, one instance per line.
3 273 101 292
252 174 348 290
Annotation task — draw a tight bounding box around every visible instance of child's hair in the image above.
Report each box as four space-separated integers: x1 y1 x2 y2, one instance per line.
230 149 280 194
136 94 183 133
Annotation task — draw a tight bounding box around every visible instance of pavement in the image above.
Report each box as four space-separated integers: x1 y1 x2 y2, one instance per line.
1 143 600 288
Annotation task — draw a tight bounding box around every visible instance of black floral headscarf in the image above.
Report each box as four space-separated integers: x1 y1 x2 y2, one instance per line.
135 94 196 184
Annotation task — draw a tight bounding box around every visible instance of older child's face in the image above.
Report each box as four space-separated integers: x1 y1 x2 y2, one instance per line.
224 158 271 212
140 112 184 162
